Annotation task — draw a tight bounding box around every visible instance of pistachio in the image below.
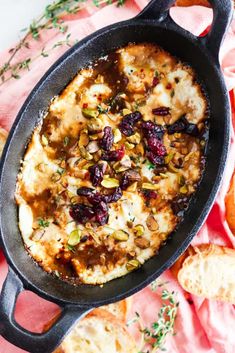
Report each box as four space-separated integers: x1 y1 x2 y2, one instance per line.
165 152 174 164
89 133 100 141
134 237 150 249
133 224 144 237
37 163 46 172
126 259 140 271
113 128 122 143
159 173 168 179
180 185 188 194
112 230 129 241
86 141 99 154
122 108 132 116
126 182 137 192
68 229 81 246
79 146 93 160
168 161 180 173
178 174 185 186
82 162 94 170
200 140 206 148
127 132 141 145
51 173 61 182
41 135 48 146
113 162 129 173
185 151 195 162
79 130 89 147
181 147 188 155
87 118 103 133
101 178 119 188
146 214 159 231
142 182 159 190
70 196 79 204
125 141 135 150
135 143 145 156
82 108 97 119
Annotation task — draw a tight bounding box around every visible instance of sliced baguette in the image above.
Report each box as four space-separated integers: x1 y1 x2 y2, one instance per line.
102 298 132 322
55 308 137 353
225 172 235 235
178 244 235 303
176 0 210 6
0 127 7 157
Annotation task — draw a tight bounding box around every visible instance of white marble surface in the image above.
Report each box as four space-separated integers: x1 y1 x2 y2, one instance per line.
0 0 53 51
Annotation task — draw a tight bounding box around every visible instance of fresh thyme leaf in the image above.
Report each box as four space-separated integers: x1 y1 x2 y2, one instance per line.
67 244 76 252
63 136 70 146
0 0 127 86
147 162 155 170
57 168 65 175
129 282 178 352
97 104 108 114
38 218 50 228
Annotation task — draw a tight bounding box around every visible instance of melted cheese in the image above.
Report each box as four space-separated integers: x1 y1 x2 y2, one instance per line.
16 43 207 285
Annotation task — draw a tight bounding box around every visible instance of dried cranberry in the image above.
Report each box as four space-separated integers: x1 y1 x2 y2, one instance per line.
120 174 130 190
152 76 159 87
152 107 170 116
101 145 125 161
100 126 114 151
87 192 104 205
142 121 164 140
166 83 172 90
119 111 142 136
118 120 134 136
142 190 157 200
89 163 105 187
70 204 94 224
171 196 189 216
167 116 199 137
77 187 95 197
147 137 166 156
185 123 199 137
95 201 109 225
103 187 122 203
146 151 165 165
167 116 188 134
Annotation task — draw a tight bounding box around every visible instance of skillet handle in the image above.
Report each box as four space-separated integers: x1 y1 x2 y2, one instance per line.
0 268 92 353
136 0 175 21
137 0 233 61
200 0 233 60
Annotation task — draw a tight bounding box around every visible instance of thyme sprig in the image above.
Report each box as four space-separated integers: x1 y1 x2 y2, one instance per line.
0 0 126 86
128 281 179 352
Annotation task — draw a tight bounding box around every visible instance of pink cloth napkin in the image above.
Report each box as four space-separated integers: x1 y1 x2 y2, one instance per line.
1 2 235 352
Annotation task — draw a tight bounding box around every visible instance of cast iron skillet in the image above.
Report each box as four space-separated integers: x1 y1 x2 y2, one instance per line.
0 0 233 352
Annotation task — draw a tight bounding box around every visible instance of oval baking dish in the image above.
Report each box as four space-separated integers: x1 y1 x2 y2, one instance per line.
0 0 233 352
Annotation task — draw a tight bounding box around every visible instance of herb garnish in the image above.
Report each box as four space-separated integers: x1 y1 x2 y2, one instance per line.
38 218 50 228
63 136 70 146
128 280 179 352
0 0 127 86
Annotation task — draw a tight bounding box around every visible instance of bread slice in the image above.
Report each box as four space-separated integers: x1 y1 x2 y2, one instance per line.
102 298 131 322
55 308 137 353
178 244 235 303
176 0 210 6
225 172 235 235
0 127 7 157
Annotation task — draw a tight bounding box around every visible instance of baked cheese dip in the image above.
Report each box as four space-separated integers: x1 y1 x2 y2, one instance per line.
15 43 208 285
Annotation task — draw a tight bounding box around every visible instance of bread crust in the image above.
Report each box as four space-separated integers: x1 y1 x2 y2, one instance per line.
0 127 7 157
178 244 235 303
225 172 235 235
59 308 137 353
176 0 210 6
